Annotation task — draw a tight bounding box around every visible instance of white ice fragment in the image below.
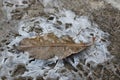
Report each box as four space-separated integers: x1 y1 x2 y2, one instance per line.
18 22 30 37
22 69 44 79
13 52 29 64
45 70 60 79
8 36 24 47
59 76 69 80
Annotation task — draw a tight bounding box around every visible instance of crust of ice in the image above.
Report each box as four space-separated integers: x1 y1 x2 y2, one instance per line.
1 10 112 79
0 0 113 79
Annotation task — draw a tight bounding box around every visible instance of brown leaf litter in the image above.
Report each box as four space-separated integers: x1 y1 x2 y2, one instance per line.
17 33 94 59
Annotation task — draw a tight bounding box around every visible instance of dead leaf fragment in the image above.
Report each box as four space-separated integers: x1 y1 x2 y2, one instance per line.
17 33 91 59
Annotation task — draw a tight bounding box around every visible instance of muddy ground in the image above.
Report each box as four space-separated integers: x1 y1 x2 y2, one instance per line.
0 0 120 80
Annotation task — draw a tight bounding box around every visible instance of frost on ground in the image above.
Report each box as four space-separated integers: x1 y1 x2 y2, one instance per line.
105 0 120 10
0 9 112 80
2 0 30 20
0 0 113 80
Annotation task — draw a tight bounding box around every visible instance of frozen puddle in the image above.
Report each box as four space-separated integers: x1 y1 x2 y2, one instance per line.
1 0 113 80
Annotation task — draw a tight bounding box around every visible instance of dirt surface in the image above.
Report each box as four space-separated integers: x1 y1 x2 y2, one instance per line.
0 0 120 79
91 5 120 59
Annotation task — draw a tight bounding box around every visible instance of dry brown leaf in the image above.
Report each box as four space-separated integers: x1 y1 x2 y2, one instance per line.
17 33 92 59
